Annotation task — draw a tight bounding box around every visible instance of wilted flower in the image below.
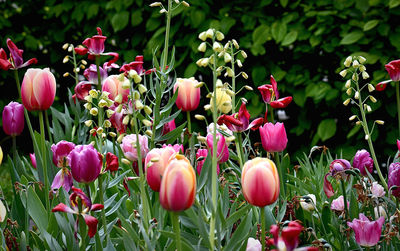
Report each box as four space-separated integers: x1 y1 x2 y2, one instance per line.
352 149 373 176
330 195 349 212
217 102 264 132
323 159 351 198
258 75 292 108
347 213 384 247
371 182 385 198
0 38 37 70
269 221 303 251
300 194 316 212
385 59 400 81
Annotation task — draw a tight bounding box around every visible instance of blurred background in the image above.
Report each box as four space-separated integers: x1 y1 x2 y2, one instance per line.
1 0 400 171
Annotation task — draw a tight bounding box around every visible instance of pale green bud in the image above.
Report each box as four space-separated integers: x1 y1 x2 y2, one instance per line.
198 31 207 41
195 114 206 120
346 88 352 96
375 120 384 125
90 108 98 116
198 42 207 52
344 56 352 67
133 74 142 84
206 28 214 39
241 50 247 58
104 120 112 128
362 71 369 79
354 91 360 99
345 79 351 88
84 95 93 103
109 132 117 138
370 96 377 103
135 100 144 110
213 42 223 52
122 116 130 125
216 31 225 41
96 127 103 134
232 39 239 49
144 105 152 115
224 53 232 63
368 84 375 92
339 69 347 77
142 119 152 127
84 120 93 127
349 115 357 121
343 98 351 106
138 84 147 94
84 103 92 110
352 60 360 68
241 72 248 79
106 109 115 118
358 56 366 64
122 79 131 89
145 130 153 137
98 99 108 108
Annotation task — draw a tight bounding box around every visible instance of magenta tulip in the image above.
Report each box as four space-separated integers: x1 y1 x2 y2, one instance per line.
159 154 196 211
241 158 279 207
217 102 264 132
30 153 37 169
352 149 373 176
21 68 56 111
51 140 76 167
173 77 201 112
2 101 24 136
196 149 208 175
259 122 288 152
145 146 177 192
162 119 176 136
0 38 37 71
206 132 229 163
388 162 400 197
102 75 130 103
347 213 384 247
324 159 351 198
385 59 400 81
68 145 102 183
74 81 93 101
121 134 149 161
258 75 292 108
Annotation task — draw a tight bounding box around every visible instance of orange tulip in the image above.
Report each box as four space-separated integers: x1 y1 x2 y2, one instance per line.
241 158 279 207
159 154 196 211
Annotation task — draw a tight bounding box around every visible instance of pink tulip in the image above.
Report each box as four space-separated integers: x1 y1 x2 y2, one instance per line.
68 145 102 183
269 221 304 251
121 134 149 161
173 77 201 112
258 75 292 108
21 68 56 111
162 119 176 136
246 237 261 251
159 154 196 211
120 55 153 75
371 182 385 198
217 102 265 132
51 168 73 192
330 195 349 212
0 38 37 70
196 149 209 175
29 153 37 169
2 101 24 136
51 140 76 167
347 213 384 247
102 75 130 103
259 122 288 152
352 149 373 176
74 81 93 101
109 104 127 134
162 144 183 154
145 147 177 192
241 158 279 207
388 162 400 197
385 59 400 81
206 133 229 163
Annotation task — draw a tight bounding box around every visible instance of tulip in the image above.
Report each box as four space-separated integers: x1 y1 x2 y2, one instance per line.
29 153 36 169
196 149 208 175
330 195 349 212
2 101 24 136
51 140 76 167
217 102 264 132
109 105 127 134
269 221 303 251
21 68 56 111
206 132 229 163
0 38 37 71
121 134 149 161
374 206 387 219
0 199 6 222
52 187 104 238
388 162 400 197
159 154 196 211
120 55 152 75
84 62 118 85
347 213 384 247
352 149 373 176
385 59 400 81
102 75 130 103
258 75 292 108
74 81 93 101
241 158 279 207
51 168 73 192
161 119 176 136
371 182 385 198
259 122 288 152
162 143 184 154
246 237 262 251
145 147 177 192
105 152 119 172
173 77 201 112
323 159 351 198
68 145 102 183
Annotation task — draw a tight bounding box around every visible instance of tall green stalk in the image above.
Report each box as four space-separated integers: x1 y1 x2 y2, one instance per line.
98 173 108 243
171 212 182 251
396 82 400 137
187 111 195 165
39 111 50 212
260 207 265 251
44 110 53 144
340 179 349 220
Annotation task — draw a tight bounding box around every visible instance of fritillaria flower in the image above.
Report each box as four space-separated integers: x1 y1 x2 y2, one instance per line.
323 159 351 198
347 213 384 247
258 75 292 109
217 102 264 132
52 187 104 238
0 38 37 71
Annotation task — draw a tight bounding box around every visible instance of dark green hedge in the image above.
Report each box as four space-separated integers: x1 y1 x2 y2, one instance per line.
1 0 400 163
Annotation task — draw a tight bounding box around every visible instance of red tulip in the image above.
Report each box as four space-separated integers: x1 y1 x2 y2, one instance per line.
217 102 264 132
21 68 56 111
269 221 304 251
105 152 119 173
241 158 279 207
385 59 400 81
0 38 37 70
258 75 292 108
2 101 24 136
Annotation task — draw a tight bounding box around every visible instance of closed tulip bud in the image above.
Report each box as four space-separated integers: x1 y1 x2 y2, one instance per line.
344 56 352 67
2 102 24 137
345 79 351 88
102 75 130 103
259 123 288 152
362 71 369 79
206 28 214 38
375 120 384 125
346 88 352 95
138 84 147 94
159 154 196 211
21 68 56 111
90 108 98 116
241 158 279 207
198 42 207 52
216 31 225 41
145 147 177 191
68 144 102 183
198 32 207 41
84 120 93 127
339 69 347 77
343 98 351 106
173 77 201 112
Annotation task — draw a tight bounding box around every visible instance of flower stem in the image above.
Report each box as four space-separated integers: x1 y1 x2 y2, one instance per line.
171 212 182 251
340 179 349 220
260 207 265 251
230 43 236 114
187 111 194 165
269 105 275 123
79 215 87 250
161 0 172 74
355 81 388 191
39 111 50 212
396 82 400 137
274 152 285 199
98 173 108 243
44 110 53 144
236 133 245 167
95 56 104 142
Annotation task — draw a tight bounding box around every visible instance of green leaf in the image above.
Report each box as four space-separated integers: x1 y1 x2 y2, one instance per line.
340 31 364 45
157 122 187 143
252 24 270 45
321 201 332 231
225 204 251 228
347 124 362 139
389 0 400 8
363 20 379 31
111 11 130 32
317 119 336 141
184 62 197 78
280 0 289 7
224 213 252 250
131 10 143 27
27 187 48 233
281 31 298 46
271 21 287 43
349 190 359 220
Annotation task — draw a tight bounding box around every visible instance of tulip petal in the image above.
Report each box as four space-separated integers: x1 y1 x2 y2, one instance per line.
83 214 98 238
91 204 104 211
323 174 334 198
52 203 75 214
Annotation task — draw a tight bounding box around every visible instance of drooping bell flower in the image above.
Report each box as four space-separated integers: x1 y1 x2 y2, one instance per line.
258 75 292 109
352 149 374 176
173 77 201 112
52 187 104 238
159 154 196 211
259 122 288 153
388 162 400 197
74 27 118 66
347 213 384 247
217 102 264 132
323 159 351 198
241 158 279 207
121 134 149 161
0 38 37 71
105 152 119 173
21 68 56 111
269 221 303 251
68 144 102 184
102 75 130 103
385 59 400 82
210 87 232 114
145 146 177 192
2 101 24 137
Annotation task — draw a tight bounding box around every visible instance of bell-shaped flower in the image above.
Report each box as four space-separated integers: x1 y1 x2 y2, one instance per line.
0 38 37 71
217 102 264 132
352 149 373 176
52 187 104 238
258 75 292 108
323 159 351 198
2 101 24 137
347 213 384 247
385 59 400 82
269 221 303 251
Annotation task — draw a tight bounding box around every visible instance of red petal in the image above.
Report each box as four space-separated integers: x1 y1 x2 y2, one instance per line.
75 47 88 55
270 96 293 109
323 174 334 198
249 117 265 131
375 82 388 91
217 114 243 127
52 203 75 214
106 152 119 172
123 177 131 196
91 204 104 211
270 75 279 99
0 58 12 70
83 214 98 238
105 52 119 66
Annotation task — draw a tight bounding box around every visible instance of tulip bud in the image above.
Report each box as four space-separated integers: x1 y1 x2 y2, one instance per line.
259 123 288 152
68 144 102 183
159 154 196 211
2 102 24 137
344 56 352 67
198 42 207 52
198 32 207 41
173 77 201 112
339 70 347 77
241 158 279 207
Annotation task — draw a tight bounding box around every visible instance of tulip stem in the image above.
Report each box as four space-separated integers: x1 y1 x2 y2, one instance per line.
269 105 274 123
79 215 87 250
340 179 349 220
396 82 400 137
98 173 108 244
260 207 265 251
187 111 194 165
171 212 182 251
274 152 285 200
236 133 245 167
44 110 53 144
39 111 50 212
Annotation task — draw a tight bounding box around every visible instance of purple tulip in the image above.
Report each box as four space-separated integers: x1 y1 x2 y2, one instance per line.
2 101 24 136
51 140 76 167
347 213 384 247
68 145 102 183
324 159 351 198
353 149 374 176
388 162 400 197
